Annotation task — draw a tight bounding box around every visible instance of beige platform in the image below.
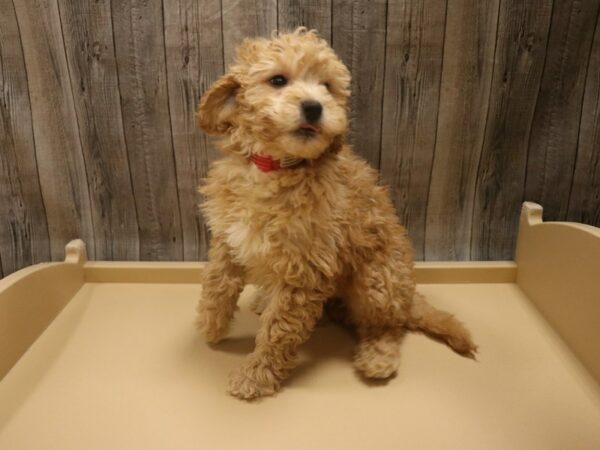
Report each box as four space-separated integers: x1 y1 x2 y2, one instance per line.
1 202 599 449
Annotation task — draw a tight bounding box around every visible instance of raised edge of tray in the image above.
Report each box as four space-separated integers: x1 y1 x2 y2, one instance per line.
1 203 599 385
82 260 518 284
516 202 600 385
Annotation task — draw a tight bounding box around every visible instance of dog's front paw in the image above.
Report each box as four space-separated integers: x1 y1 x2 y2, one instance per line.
227 361 280 400
196 299 230 344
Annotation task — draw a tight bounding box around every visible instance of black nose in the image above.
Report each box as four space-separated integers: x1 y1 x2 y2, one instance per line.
301 100 322 123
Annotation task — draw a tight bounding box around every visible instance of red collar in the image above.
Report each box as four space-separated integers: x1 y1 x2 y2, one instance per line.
249 153 303 172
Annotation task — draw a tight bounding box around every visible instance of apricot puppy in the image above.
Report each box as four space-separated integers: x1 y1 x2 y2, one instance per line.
196 28 476 399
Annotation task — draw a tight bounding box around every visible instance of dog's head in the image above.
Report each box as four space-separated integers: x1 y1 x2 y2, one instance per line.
197 28 351 160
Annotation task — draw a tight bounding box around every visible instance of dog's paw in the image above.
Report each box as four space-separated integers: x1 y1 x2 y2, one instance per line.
227 363 280 400
248 288 270 315
195 300 230 344
353 334 401 379
354 351 398 379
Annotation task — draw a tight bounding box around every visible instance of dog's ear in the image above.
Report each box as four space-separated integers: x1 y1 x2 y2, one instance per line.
197 73 239 135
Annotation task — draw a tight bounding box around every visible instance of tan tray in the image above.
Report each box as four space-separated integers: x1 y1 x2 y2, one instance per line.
1 202 599 449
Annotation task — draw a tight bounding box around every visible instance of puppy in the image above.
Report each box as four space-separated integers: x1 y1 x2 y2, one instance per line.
196 28 476 399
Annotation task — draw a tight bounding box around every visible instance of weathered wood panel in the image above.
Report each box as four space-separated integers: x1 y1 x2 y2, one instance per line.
278 0 332 42
379 0 447 260
2 1 600 276
424 0 500 260
13 0 95 261
57 0 139 260
164 0 223 260
112 0 183 260
525 0 600 221
470 0 553 260
221 0 277 66
568 11 600 226
0 0 50 277
331 0 387 168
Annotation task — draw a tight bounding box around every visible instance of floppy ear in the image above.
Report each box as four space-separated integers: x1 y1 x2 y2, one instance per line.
197 73 239 135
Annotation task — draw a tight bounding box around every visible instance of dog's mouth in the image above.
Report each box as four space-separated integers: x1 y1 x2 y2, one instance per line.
295 124 321 138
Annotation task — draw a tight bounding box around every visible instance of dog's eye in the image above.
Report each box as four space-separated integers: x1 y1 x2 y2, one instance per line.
323 81 331 91
269 75 288 87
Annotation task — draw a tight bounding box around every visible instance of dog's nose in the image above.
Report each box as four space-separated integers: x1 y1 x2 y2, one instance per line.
301 100 322 123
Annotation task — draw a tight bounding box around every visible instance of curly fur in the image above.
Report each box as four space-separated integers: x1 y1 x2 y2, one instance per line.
196 28 477 400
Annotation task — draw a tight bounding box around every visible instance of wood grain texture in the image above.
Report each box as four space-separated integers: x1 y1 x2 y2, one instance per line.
470 0 553 260
331 0 387 168
112 0 183 261
57 0 139 260
379 0 447 260
3 1 600 275
221 0 277 66
525 0 600 221
164 0 223 260
278 0 332 42
568 11 600 226
424 0 500 260
13 0 95 261
0 0 50 276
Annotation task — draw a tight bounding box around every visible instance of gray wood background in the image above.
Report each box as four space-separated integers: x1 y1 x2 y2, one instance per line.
1 0 599 277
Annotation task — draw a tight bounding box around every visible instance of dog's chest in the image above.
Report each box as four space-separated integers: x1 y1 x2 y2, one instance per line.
223 215 271 263
203 162 346 276
208 190 280 262
214 190 334 268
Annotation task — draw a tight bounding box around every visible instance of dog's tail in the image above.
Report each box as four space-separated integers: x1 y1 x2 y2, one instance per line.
406 293 478 359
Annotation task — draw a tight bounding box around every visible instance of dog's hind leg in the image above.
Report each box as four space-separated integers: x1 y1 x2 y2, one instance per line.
353 327 405 379
196 236 245 343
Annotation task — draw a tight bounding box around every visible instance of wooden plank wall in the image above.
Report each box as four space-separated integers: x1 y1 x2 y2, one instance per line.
0 0 599 276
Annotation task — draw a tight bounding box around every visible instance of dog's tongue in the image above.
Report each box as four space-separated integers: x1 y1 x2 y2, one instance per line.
300 124 320 132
